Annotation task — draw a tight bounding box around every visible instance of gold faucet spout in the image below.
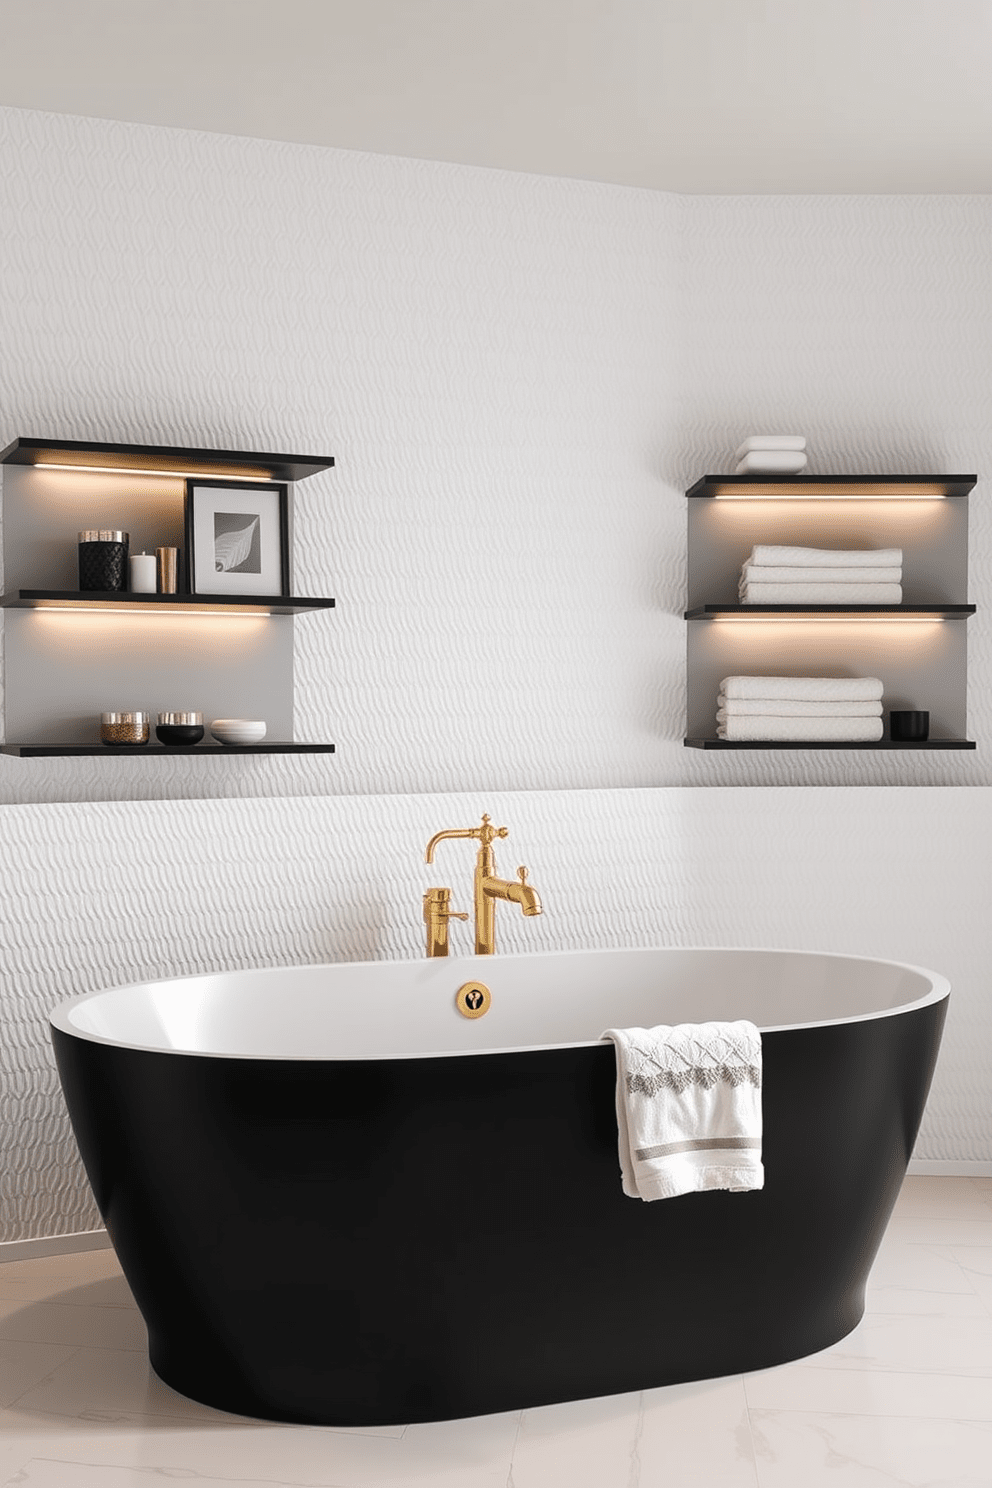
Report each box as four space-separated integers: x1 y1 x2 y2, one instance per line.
481 871 543 918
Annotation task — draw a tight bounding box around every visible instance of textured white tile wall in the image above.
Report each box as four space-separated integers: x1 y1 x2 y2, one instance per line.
2 785 989 1242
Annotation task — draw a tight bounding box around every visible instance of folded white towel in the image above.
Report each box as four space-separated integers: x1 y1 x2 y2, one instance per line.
734 436 806 459
741 564 902 585
750 545 903 568
601 1022 763 1202
718 697 883 718
741 582 902 604
717 716 884 742
735 451 808 474
721 675 885 701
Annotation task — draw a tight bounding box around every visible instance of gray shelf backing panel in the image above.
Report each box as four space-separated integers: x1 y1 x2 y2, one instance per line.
1 464 296 592
4 608 293 745
687 496 969 609
3 464 187 593
685 616 968 741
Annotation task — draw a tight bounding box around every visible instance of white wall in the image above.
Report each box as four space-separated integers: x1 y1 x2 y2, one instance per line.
0 106 990 1243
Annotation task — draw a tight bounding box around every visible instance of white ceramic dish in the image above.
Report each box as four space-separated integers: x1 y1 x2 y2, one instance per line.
210 719 266 746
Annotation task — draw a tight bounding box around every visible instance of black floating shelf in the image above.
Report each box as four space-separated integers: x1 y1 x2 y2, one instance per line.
685 739 976 751
686 474 977 499
2 591 335 615
0 437 334 484
685 604 975 619
2 743 336 757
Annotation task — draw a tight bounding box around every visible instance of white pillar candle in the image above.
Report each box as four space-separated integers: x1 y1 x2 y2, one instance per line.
129 553 157 593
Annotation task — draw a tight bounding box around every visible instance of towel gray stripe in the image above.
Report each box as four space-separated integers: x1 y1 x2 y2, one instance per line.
635 1136 762 1161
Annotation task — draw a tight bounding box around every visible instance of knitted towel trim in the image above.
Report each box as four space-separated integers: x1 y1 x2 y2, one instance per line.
627 1063 761 1096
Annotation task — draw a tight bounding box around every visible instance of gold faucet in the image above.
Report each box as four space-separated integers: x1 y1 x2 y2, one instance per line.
424 814 543 956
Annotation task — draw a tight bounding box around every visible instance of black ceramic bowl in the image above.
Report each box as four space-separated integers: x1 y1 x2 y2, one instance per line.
156 713 204 747
156 725 204 747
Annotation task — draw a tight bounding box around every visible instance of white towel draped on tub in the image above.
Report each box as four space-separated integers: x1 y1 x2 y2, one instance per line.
601 1022 763 1201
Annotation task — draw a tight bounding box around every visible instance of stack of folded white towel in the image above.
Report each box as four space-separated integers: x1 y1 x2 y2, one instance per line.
735 435 807 475
718 675 885 742
739 544 903 605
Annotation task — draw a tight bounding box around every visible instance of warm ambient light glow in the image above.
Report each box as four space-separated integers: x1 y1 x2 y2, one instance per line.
35 462 273 482
710 613 945 624
711 484 948 500
33 605 271 618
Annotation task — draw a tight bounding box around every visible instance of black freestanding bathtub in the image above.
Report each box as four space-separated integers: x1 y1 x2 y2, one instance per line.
50 945 948 1425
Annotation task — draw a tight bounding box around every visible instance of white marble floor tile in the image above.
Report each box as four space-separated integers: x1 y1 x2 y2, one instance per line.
506 1390 643 1488
749 1409 992 1487
0 1340 80 1410
0 1404 519 1488
884 1215 992 1247
3 1462 311 1488
926 1246 992 1315
13 1347 247 1422
0 1272 138 1311
868 1236 976 1295
893 1176 992 1220
0 1250 120 1288
0 1299 146 1352
798 1312 992 1376
744 1362 992 1420
636 1377 760 1487
864 1280 987 1316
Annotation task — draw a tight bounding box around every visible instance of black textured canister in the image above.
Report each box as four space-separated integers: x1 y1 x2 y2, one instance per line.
79 530 129 591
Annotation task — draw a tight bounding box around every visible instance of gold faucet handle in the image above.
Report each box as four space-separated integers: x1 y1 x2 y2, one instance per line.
425 814 508 862
517 866 529 884
423 887 468 923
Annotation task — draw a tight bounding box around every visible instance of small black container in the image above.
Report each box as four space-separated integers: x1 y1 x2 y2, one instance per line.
890 710 929 741
79 530 129 592
156 712 204 747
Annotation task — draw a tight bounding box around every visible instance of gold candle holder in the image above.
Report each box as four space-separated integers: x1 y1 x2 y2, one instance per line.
156 547 179 594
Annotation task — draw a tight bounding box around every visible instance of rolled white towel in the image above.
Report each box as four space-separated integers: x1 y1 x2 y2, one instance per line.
741 582 902 604
750 545 903 568
741 564 902 585
717 716 884 742
734 436 806 460
735 451 808 475
721 676 884 702
718 696 883 718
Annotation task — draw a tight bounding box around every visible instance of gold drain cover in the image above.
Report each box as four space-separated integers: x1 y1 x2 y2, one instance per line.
456 981 492 1018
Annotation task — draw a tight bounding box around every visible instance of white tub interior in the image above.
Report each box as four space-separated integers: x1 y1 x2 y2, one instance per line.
49 946 949 1060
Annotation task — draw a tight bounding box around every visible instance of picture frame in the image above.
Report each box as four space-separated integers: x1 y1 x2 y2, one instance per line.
184 479 289 597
